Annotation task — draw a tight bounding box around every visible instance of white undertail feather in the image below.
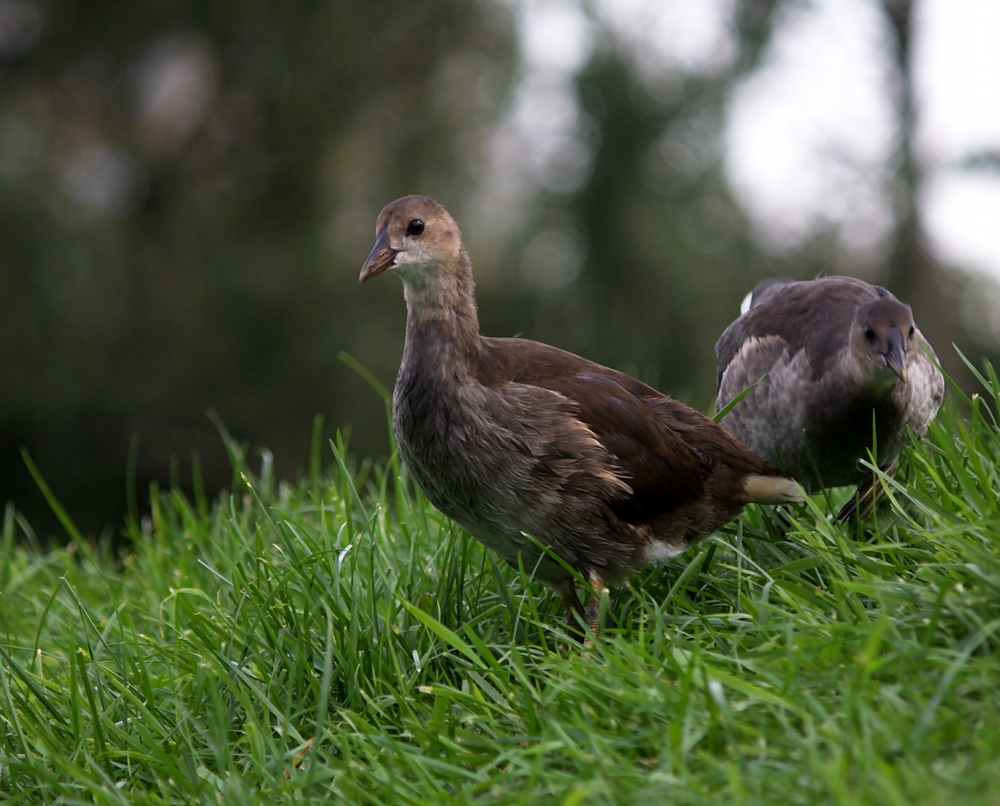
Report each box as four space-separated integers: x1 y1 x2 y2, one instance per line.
643 539 686 564
742 474 804 504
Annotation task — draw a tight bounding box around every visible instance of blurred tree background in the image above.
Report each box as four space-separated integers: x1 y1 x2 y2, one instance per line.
1 0 997 540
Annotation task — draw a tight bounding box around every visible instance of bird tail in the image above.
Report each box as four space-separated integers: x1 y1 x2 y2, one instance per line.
742 474 804 504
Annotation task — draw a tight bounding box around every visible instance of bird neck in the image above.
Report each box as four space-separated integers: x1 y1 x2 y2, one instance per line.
402 248 481 360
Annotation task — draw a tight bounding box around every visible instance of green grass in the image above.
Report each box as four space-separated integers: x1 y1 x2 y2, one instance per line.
4 365 1000 805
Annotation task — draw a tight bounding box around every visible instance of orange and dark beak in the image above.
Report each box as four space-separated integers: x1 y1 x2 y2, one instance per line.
359 227 397 283
885 326 907 382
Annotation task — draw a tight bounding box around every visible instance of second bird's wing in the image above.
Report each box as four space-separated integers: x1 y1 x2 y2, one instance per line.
716 276 881 389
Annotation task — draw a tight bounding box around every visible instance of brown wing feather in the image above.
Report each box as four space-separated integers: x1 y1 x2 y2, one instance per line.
538 371 708 523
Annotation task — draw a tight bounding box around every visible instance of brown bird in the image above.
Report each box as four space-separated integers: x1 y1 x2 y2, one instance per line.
715 276 944 520
360 195 802 635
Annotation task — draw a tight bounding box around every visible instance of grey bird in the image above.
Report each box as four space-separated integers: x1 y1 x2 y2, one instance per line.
715 276 944 520
360 195 802 635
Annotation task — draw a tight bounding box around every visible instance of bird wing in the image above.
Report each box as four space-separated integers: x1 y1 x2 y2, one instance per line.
479 338 715 523
538 369 710 521
716 276 884 386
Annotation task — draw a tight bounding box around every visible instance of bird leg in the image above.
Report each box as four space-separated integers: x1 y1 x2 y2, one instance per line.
556 573 609 643
557 580 586 632
583 572 608 642
837 461 897 523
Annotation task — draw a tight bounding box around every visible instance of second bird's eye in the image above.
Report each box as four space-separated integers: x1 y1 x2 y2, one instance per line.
864 326 875 341
908 324 915 337
407 219 425 236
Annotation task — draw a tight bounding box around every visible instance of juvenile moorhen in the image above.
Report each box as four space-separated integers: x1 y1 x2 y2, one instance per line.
715 276 944 520
361 195 802 634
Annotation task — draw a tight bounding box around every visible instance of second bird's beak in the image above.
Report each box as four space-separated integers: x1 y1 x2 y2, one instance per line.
360 228 397 283
885 326 907 382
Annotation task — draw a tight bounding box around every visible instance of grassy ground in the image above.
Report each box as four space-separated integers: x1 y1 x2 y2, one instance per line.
3 366 1000 804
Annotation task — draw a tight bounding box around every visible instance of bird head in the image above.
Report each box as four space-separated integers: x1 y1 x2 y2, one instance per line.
850 297 916 388
359 195 463 288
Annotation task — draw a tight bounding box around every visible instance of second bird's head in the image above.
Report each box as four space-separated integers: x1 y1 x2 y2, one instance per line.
359 195 463 287
850 297 916 388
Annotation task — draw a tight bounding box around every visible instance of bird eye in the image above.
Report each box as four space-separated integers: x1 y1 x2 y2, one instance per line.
864 326 875 341
406 219 424 236
908 324 915 338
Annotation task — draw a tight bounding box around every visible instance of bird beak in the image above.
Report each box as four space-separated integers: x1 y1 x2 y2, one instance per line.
359 227 397 283
885 326 906 382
